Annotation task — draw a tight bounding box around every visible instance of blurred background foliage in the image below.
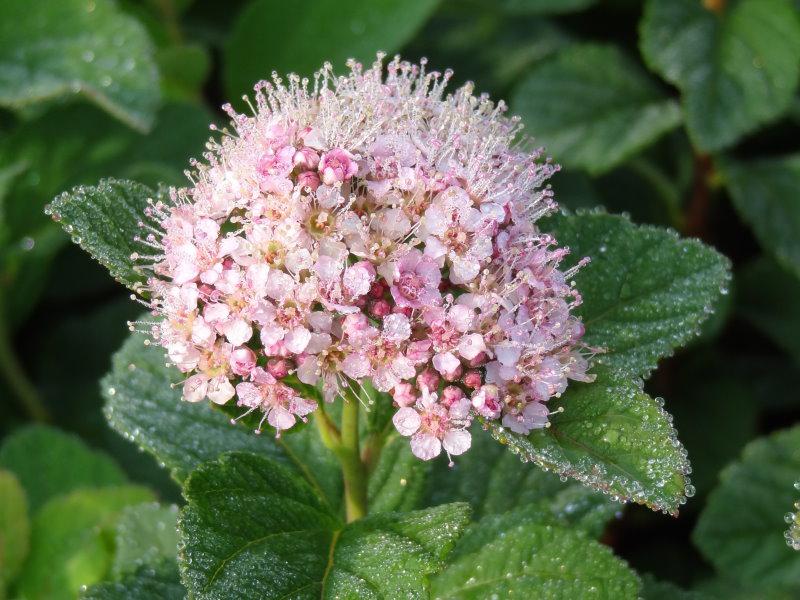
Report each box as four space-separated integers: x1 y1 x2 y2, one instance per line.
1 0 800 597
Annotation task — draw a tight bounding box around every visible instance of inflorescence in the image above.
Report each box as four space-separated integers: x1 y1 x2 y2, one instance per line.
130 54 594 463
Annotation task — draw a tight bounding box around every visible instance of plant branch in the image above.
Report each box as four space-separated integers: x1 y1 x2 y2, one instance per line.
684 153 715 240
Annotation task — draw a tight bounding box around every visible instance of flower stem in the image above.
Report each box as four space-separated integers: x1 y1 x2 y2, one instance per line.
339 399 368 522
313 399 368 522
0 295 50 422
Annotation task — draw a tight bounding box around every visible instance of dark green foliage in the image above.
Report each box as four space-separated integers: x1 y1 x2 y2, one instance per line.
2 0 800 598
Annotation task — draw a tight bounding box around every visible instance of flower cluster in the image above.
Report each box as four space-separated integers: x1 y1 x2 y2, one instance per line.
134 55 593 463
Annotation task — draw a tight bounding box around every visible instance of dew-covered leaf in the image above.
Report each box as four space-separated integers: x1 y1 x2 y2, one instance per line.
723 154 800 279
694 425 800 586
368 434 430 514
545 211 730 378
178 452 469 599
16 486 154 600
0 0 160 131
738 257 800 365
0 469 29 589
512 43 681 174
425 423 620 538
639 0 800 151
431 506 641 599
0 424 126 512
787 482 800 551
46 178 161 291
112 502 179 579
103 330 342 511
81 565 185 600
224 0 439 99
487 367 691 515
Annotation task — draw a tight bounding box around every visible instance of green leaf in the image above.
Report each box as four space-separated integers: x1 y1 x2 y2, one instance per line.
738 257 800 365
694 425 800 587
112 502 179 578
103 330 287 481
178 452 469 599
81 565 185 600
512 43 681 174
0 0 160 131
17 486 154 600
723 154 800 279
0 425 126 512
640 575 706 600
487 367 691 515
639 0 800 151
666 355 757 497
156 44 211 102
367 434 430 514
431 507 641 599
103 330 342 511
0 101 211 326
47 178 161 291
0 470 29 589
694 578 799 600
787 482 800 551
546 210 730 378
224 0 439 99
499 0 597 14
425 423 619 538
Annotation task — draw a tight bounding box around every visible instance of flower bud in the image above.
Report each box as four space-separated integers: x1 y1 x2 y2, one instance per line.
463 369 483 389
230 346 257 376
369 299 391 317
417 368 439 391
267 358 292 379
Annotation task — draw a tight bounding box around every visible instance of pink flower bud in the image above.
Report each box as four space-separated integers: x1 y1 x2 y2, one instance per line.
441 385 464 407
463 369 483 389
417 368 439 391
267 358 292 379
296 170 321 192
230 346 257 376
293 147 320 169
369 280 385 299
370 299 391 317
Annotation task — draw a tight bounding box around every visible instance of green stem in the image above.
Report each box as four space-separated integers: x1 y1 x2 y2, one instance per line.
314 399 368 522
339 399 368 522
0 294 50 422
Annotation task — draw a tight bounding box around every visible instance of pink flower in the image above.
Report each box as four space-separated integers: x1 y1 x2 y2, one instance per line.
319 148 358 185
392 388 472 462
389 250 441 309
392 382 417 407
471 384 501 419
235 375 317 435
502 400 549 435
